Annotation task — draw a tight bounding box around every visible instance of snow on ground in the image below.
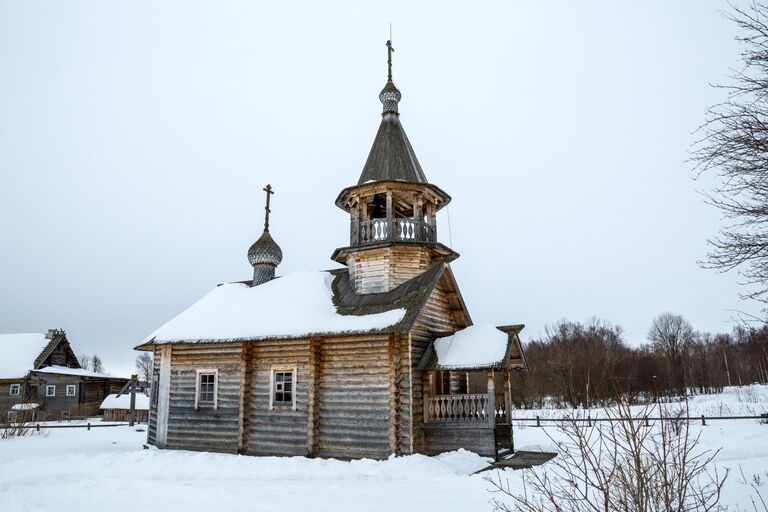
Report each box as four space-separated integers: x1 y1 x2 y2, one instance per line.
0 386 766 512
0 427 493 512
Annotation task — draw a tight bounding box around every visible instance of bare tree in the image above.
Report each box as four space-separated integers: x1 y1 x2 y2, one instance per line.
649 313 695 395
487 394 727 511
90 354 104 374
78 354 90 369
135 353 152 382
692 2 768 306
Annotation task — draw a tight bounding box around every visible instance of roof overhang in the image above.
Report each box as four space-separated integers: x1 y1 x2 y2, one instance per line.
331 241 459 265
416 324 527 372
335 181 451 212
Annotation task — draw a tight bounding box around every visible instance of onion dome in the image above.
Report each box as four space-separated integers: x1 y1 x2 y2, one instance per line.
380 80 401 115
248 184 283 286
248 231 283 268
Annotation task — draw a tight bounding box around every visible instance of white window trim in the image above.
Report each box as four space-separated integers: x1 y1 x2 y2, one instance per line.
66 385 77 397
46 385 56 397
269 365 297 411
9 384 20 396
194 369 218 410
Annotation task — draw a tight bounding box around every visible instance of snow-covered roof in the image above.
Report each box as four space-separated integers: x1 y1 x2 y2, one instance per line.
30 366 116 378
416 324 526 372
433 325 510 370
11 403 39 410
0 333 50 379
142 271 408 344
100 393 149 411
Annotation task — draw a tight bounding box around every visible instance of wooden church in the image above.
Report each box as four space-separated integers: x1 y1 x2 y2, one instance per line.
136 41 527 460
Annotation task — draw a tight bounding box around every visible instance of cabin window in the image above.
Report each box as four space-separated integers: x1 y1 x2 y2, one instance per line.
9 384 20 396
151 370 159 407
270 366 297 410
195 369 218 409
66 385 77 397
46 385 56 397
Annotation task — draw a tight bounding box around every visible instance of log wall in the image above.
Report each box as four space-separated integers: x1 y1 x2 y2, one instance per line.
243 338 311 456
346 246 436 293
164 343 242 453
317 335 393 459
422 423 496 458
410 281 465 452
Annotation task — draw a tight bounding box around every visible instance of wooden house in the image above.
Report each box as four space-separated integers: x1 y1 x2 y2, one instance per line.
100 393 150 423
0 329 128 421
137 42 527 459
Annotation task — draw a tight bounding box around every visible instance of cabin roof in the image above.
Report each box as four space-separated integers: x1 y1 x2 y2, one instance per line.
0 332 59 379
137 263 455 347
100 393 150 411
29 365 117 379
416 324 527 371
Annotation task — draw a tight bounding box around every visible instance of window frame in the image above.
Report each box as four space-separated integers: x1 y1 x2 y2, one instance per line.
9 384 20 396
66 384 77 397
194 369 218 410
46 385 56 397
269 365 297 411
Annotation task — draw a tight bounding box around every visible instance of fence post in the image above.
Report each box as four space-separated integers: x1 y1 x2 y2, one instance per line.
36 423 40 432
87 422 91 431
701 415 706 426
645 416 649 427
536 415 541 427
587 415 592 427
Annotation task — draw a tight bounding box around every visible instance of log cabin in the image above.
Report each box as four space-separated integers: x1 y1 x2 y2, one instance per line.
0 329 128 421
136 41 527 460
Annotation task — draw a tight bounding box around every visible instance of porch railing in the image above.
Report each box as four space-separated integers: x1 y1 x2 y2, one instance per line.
424 394 491 423
358 218 436 246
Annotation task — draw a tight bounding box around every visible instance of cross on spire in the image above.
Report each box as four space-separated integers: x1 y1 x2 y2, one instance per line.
263 184 274 232
386 39 394 82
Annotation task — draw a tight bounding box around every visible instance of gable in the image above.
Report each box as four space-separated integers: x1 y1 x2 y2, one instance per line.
35 332 80 370
410 265 471 340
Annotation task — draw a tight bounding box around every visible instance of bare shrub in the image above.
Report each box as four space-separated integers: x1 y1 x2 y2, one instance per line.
487 395 727 511
1 410 43 440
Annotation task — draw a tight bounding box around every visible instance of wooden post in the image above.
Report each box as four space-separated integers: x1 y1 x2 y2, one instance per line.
385 192 393 241
413 195 422 241
350 203 360 246
487 369 495 429
504 368 513 453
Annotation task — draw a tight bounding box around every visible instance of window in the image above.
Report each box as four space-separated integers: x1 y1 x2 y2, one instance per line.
270 367 297 410
61 411 70 418
46 385 56 397
66 385 77 397
9 384 20 396
195 369 218 409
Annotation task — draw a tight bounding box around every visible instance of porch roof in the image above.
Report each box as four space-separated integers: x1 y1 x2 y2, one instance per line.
416 324 527 371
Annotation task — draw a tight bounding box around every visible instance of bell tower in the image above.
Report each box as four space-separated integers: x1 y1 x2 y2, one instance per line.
332 41 458 294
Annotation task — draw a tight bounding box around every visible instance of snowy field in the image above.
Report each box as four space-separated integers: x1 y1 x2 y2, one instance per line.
0 385 766 512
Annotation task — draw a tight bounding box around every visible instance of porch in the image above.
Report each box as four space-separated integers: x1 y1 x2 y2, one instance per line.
415 324 527 460
422 369 515 460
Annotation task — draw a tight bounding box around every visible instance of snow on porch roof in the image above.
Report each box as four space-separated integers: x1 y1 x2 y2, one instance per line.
417 324 527 371
100 393 150 411
139 271 414 345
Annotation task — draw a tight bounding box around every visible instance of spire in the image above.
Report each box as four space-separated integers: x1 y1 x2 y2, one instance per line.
379 40 401 116
356 40 426 185
248 184 283 286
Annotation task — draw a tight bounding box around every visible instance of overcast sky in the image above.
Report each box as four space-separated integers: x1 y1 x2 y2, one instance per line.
0 1 761 377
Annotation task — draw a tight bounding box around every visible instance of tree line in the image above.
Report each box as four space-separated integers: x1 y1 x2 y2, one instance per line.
509 313 768 409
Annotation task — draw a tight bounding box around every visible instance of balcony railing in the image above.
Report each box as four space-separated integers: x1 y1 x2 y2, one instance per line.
424 393 511 424
357 218 436 246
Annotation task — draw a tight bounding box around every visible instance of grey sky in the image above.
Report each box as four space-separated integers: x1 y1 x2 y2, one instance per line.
0 1 759 377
